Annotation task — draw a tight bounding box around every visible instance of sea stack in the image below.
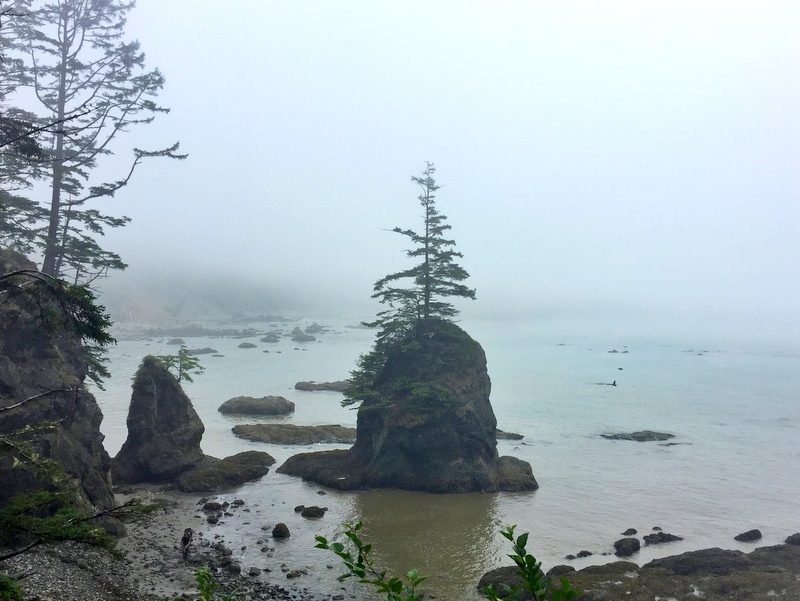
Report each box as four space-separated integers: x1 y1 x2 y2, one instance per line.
279 319 537 493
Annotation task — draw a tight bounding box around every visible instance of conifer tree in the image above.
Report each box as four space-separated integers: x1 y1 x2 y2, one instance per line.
369 162 475 338
344 163 475 406
6 0 185 282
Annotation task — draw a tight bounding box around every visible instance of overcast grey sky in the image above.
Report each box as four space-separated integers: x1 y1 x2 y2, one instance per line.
94 1 799 342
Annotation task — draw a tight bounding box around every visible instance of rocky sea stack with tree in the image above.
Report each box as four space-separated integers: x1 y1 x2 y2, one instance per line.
279 164 537 493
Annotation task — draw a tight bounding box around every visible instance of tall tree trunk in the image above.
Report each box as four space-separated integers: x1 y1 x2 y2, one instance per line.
40 7 70 277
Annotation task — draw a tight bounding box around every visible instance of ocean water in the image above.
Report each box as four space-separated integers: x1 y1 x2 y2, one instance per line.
94 318 800 600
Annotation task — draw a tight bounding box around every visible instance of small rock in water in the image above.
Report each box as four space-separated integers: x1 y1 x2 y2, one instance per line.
622 528 637 536
734 529 762 542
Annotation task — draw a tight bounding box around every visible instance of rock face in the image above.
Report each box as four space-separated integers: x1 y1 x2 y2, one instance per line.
0 250 115 514
112 356 205 484
112 358 273 490
278 319 537 493
232 424 356 444
218 396 295 416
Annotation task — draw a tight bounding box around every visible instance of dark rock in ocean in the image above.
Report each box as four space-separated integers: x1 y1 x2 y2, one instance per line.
305 322 324 334
622 528 638 535
278 319 537 493
237 342 257 349
300 505 327 519
294 505 305 513
177 451 274 493
601 431 674 442
166 337 185 345
291 327 316 342
576 550 593 558
786 533 800 545
203 501 223 511
735 528 762 542
218 395 295 416
232 423 355 444
260 333 281 343
187 347 218 355
294 380 348 392
614 537 640 557
112 356 206 484
496 429 524 440
643 532 683 545
112 358 273 491
646 547 752 575
272 523 290 538
652 526 662 531
0 250 117 524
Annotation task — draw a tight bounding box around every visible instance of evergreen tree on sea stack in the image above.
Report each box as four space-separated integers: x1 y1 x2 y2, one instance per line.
343 162 476 406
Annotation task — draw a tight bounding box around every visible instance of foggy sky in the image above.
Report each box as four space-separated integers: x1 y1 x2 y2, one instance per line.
92 2 798 343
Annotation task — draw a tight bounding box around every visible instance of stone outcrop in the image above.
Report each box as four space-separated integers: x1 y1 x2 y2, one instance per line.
218 396 295 416
0 250 116 515
112 356 205 484
278 319 537 493
232 424 356 444
290 327 315 342
112 357 272 491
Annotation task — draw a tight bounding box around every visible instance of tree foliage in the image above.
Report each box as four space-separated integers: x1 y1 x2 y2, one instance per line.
2 0 186 283
343 163 475 407
156 346 205 383
0 268 115 386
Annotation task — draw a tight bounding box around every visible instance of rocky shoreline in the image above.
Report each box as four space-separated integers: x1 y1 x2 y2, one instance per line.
5 484 800 601
2 484 367 601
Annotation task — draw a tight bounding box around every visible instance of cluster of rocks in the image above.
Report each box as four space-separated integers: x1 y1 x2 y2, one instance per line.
233 424 356 445
483 534 800 601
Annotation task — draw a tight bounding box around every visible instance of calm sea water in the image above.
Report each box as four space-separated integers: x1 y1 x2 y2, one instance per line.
94 318 800 600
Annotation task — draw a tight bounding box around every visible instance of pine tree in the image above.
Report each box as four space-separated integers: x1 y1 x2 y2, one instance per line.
369 162 475 336
6 0 185 282
343 163 475 406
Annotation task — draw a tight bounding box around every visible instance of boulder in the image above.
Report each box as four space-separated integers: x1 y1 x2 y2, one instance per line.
272 523 290 538
294 380 348 392
0 250 117 519
177 451 275 493
300 506 327 519
786 533 800 545
735 529 762 542
614 537 640 557
187 347 218 355
166 338 185 345
218 396 295 416
601 431 674 442
278 319 537 493
112 356 206 484
237 342 257 349
260 334 280 343
643 532 683 545
232 424 356 444
621 528 638 535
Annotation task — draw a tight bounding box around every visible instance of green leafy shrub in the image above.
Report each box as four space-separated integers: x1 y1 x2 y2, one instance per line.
0 575 24 601
162 565 235 601
317 522 580 601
